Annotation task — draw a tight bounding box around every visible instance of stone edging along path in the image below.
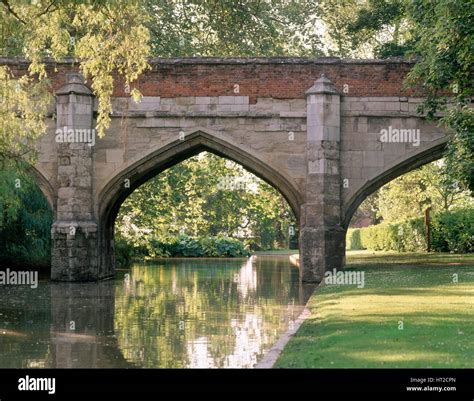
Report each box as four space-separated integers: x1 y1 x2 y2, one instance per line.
255 254 319 369
255 305 312 368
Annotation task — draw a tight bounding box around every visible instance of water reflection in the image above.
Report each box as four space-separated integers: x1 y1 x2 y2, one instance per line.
48 282 131 368
0 256 314 368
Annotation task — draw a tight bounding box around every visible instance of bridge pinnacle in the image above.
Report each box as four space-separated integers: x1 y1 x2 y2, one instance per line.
67 72 85 84
56 72 93 96
305 74 339 95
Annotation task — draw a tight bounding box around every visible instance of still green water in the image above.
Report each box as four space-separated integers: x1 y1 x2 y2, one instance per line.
0 256 314 368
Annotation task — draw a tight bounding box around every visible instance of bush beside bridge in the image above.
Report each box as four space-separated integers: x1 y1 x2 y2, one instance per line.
347 209 473 253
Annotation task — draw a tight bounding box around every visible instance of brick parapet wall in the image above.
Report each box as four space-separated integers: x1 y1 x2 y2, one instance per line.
1 57 418 101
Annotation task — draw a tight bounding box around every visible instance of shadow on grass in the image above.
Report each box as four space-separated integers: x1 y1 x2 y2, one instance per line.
275 312 473 368
275 259 474 368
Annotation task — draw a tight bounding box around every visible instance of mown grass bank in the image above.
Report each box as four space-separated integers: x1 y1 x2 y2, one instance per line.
275 251 474 368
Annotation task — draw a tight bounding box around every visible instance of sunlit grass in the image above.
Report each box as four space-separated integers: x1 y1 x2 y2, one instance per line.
275 251 474 368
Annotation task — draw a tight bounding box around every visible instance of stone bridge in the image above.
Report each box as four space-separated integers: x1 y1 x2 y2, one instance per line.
4 58 449 282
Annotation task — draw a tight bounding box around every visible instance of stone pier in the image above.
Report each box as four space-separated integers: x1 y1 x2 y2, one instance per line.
51 73 101 281
299 75 345 282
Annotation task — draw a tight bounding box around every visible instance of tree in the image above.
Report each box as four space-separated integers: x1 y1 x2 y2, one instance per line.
405 0 474 193
144 0 323 57
0 66 50 163
345 0 414 58
318 0 414 58
116 152 296 251
1 0 150 139
319 0 474 192
369 161 473 224
0 1 151 265
0 160 52 267
349 192 381 227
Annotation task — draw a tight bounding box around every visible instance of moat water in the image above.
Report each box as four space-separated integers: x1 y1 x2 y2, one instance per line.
0 256 314 368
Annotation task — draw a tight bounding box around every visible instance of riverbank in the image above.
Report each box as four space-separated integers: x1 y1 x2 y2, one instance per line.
252 249 299 256
274 250 474 368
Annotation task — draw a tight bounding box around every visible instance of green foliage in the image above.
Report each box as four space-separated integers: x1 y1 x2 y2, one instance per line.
1 0 150 138
144 0 322 57
351 160 473 227
405 0 474 193
320 0 413 58
0 66 51 162
114 236 136 267
374 40 415 59
164 236 250 258
348 209 474 253
0 162 52 266
431 209 474 254
116 152 297 254
115 234 249 265
443 110 474 193
358 218 426 252
318 0 473 195
346 228 363 250
406 0 474 114
349 191 381 228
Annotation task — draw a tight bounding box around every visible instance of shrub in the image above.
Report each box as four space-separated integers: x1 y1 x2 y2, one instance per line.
346 228 363 250
116 235 250 264
431 209 474 253
347 208 473 253
115 236 135 266
214 237 249 257
356 219 426 252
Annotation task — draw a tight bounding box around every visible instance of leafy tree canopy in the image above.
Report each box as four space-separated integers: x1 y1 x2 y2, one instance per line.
406 0 474 193
117 152 296 251
1 0 150 139
352 160 473 227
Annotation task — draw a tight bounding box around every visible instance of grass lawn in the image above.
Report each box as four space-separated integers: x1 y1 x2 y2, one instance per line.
275 250 474 368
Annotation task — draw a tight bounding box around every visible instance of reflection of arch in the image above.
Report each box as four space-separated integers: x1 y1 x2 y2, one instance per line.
342 138 448 228
98 129 303 227
97 129 303 278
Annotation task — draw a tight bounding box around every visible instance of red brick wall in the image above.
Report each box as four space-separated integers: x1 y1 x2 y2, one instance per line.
2 57 417 103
